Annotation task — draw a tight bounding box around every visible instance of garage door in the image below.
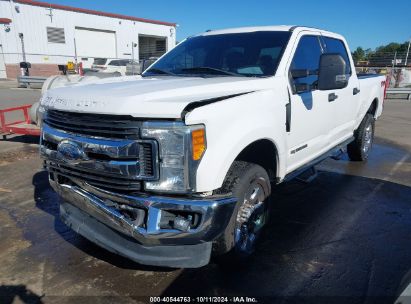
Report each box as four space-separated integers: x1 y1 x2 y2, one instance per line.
138 35 167 60
75 27 117 58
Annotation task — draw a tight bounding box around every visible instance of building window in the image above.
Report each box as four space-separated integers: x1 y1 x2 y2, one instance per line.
47 27 65 44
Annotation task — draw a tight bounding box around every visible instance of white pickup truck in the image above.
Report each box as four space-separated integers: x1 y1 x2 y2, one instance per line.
39 26 386 268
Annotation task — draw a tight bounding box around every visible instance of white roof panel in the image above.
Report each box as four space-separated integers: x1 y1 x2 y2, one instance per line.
197 25 294 36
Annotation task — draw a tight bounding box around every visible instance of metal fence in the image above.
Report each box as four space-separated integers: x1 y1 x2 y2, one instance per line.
386 67 411 88
356 66 411 88
17 75 47 88
355 51 411 89
366 52 410 68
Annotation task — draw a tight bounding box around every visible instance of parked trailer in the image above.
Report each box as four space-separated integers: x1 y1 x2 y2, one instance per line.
0 105 41 139
1 74 138 139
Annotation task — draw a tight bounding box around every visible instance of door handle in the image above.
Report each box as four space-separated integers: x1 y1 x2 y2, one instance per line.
353 87 360 95
328 93 338 102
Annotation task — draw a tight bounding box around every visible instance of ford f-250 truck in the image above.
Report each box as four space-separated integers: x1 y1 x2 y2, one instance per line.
39 26 386 268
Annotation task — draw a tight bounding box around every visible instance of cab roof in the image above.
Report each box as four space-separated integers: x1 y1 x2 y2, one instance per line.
196 25 343 40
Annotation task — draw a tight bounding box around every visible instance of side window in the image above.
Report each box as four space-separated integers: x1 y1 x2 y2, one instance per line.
290 35 323 91
322 37 352 75
118 60 130 66
166 46 206 70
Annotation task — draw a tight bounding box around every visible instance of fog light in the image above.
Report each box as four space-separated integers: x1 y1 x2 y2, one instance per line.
173 216 192 232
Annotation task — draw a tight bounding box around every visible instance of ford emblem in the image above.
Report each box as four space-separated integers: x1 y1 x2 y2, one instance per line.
56 140 86 165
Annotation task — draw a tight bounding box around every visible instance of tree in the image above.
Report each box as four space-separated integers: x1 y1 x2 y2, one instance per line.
352 47 366 62
365 48 374 57
375 42 409 55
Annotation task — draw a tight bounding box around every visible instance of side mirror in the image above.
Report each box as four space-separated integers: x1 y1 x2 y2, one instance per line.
318 53 348 90
294 83 311 94
291 69 317 79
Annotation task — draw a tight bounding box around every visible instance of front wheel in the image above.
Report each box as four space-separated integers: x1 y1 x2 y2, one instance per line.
215 161 271 262
347 113 375 161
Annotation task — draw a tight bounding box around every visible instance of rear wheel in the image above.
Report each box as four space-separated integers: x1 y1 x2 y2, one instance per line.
347 113 375 161
215 161 271 262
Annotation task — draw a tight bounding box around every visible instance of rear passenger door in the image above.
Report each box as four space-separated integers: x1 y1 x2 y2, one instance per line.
286 34 334 173
321 36 360 143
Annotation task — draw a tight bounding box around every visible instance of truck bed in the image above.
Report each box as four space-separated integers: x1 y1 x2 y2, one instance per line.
357 73 384 79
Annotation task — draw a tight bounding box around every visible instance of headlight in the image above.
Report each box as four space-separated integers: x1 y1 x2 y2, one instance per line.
141 121 206 193
37 100 47 127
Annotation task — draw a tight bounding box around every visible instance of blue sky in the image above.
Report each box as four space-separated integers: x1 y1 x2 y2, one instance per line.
49 0 410 50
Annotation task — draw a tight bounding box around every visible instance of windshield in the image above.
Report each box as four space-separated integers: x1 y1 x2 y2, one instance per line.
143 31 291 78
108 59 130 66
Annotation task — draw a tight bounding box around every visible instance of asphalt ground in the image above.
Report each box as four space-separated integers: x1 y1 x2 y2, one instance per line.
0 84 410 304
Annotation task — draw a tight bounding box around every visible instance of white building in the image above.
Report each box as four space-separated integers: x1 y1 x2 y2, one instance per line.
0 0 177 78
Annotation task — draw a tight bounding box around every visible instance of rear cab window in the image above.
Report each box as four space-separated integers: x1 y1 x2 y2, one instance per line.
321 36 352 75
93 58 107 65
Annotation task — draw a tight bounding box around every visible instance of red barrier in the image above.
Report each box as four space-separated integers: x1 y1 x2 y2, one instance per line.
383 75 390 101
79 62 84 76
0 104 40 138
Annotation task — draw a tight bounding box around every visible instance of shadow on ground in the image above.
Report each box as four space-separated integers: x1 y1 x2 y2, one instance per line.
0 134 39 144
160 172 411 303
0 285 44 304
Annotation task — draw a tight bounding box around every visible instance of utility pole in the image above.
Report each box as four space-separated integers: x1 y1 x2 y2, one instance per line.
18 33 29 76
74 37 78 74
74 38 78 64
19 33 26 62
131 42 137 75
405 39 411 66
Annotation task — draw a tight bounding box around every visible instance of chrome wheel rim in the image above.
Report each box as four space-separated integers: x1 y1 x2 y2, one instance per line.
235 178 268 253
363 122 373 154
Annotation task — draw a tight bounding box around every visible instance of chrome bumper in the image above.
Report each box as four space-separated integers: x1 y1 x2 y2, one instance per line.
50 178 236 246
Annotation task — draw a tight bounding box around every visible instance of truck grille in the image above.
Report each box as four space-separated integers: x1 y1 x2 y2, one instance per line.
41 111 159 194
139 143 154 177
44 110 142 139
46 161 142 192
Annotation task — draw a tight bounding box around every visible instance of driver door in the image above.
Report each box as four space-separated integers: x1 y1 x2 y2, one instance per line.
285 33 335 173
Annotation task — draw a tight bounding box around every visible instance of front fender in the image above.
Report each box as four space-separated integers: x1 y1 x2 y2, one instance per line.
185 89 288 192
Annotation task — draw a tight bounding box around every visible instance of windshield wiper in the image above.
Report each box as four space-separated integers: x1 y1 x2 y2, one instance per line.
144 68 176 76
181 67 242 77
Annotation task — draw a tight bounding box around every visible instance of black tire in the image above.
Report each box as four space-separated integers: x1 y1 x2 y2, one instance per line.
214 161 271 264
347 113 375 161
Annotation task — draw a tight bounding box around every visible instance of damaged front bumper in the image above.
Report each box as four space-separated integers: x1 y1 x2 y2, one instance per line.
50 178 237 268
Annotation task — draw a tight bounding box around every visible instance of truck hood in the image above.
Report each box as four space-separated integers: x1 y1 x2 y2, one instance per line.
40 76 272 119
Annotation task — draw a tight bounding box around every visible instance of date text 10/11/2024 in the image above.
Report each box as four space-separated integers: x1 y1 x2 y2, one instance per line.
149 297 258 303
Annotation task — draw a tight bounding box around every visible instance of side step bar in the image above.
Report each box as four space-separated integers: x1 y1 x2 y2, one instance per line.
283 137 354 183
295 167 318 184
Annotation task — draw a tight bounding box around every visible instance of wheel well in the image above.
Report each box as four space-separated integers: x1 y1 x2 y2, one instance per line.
367 98 378 117
235 139 278 181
